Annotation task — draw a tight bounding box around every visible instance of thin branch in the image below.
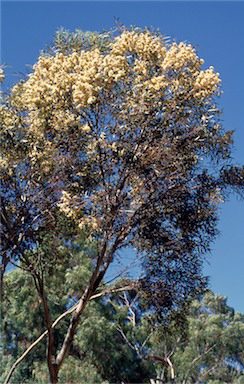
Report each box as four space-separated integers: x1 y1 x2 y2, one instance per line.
182 343 217 384
9 260 30 272
141 330 154 349
198 360 223 380
122 290 137 327
117 325 137 352
91 230 126 294
166 356 175 382
104 256 142 285
0 256 9 301
168 336 182 358
189 343 216 366
145 354 166 364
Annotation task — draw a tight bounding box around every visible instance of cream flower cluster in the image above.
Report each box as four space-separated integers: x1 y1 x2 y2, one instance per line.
57 191 82 220
110 31 167 84
143 74 168 92
133 59 149 82
17 30 221 137
78 216 99 231
23 50 104 115
194 66 221 98
0 104 28 173
0 68 5 84
72 49 104 107
81 123 92 133
0 105 17 128
58 190 101 232
21 46 131 131
139 42 205 97
209 187 224 207
101 53 129 83
29 140 58 174
111 31 166 62
161 42 203 72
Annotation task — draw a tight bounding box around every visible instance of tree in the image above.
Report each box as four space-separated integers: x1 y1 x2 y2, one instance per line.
1 257 154 383
1 26 244 383
2 265 243 383
147 291 244 383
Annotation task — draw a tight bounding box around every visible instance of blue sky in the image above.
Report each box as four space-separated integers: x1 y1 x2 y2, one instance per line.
1 1 244 312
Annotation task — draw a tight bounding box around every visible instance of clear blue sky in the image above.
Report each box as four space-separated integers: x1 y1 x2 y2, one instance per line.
1 1 244 312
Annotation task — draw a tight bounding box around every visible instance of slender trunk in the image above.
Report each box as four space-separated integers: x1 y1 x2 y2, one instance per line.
36 274 57 384
0 260 8 301
50 364 59 384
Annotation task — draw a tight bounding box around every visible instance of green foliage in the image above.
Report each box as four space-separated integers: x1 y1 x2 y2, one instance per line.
148 291 244 383
1 258 244 384
44 27 114 56
0 269 46 383
0 238 96 383
0 264 154 383
31 358 105 384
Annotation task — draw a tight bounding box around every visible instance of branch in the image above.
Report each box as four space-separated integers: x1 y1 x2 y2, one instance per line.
198 360 223 381
122 290 138 327
182 343 217 384
55 236 113 369
37 275 56 382
145 354 166 364
117 325 136 352
9 260 30 272
166 356 175 382
141 330 154 349
93 226 130 292
3 284 135 384
0 255 10 301
146 354 175 382
189 343 216 366
104 253 143 285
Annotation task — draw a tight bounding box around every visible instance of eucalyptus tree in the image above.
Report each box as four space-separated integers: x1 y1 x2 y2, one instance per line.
1 26 244 383
1 260 154 383
148 291 244 383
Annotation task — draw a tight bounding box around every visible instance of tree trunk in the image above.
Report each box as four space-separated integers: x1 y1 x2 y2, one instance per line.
0 264 5 301
37 275 58 384
49 364 59 384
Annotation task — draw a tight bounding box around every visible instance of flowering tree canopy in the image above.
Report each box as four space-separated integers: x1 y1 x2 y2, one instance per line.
1 27 244 383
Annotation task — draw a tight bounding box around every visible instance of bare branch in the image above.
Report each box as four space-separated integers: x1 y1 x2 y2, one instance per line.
117 325 136 351
166 356 175 381
141 330 154 349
